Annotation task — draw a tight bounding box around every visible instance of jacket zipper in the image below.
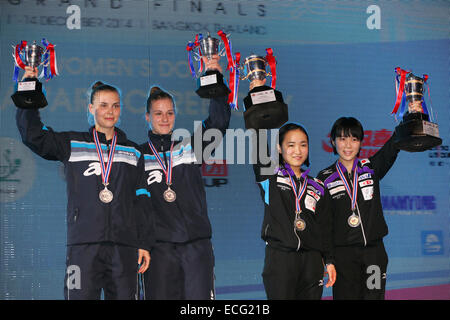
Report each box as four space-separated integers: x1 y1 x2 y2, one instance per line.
294 227 301 251
105 140 111 240
294 177 301 251
355 201 367 246
264 224 269 237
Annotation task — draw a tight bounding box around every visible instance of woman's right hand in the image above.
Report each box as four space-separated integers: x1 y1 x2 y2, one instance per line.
22 66 39 80
249 78 266 91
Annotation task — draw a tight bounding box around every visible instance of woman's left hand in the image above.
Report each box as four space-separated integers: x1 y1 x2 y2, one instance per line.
138 249 151 273
202 54 222 73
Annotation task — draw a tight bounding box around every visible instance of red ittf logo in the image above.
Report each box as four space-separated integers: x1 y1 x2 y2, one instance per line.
322 129 393 158
202 161 228 177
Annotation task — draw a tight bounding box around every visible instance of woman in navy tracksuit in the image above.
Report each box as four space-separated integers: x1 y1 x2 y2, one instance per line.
140 56 230 300
15 67 154 300
253 122 336 299
316 117 400 299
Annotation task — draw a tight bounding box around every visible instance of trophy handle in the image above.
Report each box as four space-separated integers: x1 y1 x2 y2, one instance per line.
218 45 226 57
239 64 250 81
192 51 201 62
240 73 250 81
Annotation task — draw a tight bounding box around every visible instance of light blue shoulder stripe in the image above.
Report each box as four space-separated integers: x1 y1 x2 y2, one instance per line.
258 179 270 205
136 188 150 198
70 141 141 158
144 144 192 160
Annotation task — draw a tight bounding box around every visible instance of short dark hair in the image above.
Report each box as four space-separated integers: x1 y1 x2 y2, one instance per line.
278 122 310 167
330 117 364 155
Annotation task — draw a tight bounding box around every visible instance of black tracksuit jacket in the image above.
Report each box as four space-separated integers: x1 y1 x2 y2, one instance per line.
16 109 154 251
138 96 230 243
316 133 400 254
252 130 334 265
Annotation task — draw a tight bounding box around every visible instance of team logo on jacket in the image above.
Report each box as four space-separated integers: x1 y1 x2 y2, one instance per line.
83 162 101 176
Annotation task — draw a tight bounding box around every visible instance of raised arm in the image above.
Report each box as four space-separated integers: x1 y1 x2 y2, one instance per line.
369 131 400 180
15 67 70 161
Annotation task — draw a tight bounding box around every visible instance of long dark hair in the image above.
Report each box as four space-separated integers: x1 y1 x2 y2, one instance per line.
278 122 310 168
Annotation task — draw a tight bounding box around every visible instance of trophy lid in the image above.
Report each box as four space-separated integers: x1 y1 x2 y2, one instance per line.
406 72 424 82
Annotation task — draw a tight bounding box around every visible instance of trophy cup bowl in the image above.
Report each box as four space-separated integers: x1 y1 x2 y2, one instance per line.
195 34 230 99
241 54 288 130
394 72 442 152
11 41 48 109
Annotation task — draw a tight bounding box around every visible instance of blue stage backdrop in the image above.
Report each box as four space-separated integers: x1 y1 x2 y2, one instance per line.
0 1 448 299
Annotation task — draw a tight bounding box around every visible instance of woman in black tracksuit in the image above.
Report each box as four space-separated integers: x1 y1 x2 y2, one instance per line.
15 67 154 299
139 56 230 300
253 122 336 300
316 117 400 300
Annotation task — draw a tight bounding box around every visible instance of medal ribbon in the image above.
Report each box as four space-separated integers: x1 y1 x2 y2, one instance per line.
336 161 359 212
391 67 409 114
265 48 277 89
93 129 117 188
148 141 174 186
287 173 308 213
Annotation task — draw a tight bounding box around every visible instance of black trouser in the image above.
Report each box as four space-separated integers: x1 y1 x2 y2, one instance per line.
64 242 138 300
332 241 388 300
144 238 215 300
262 245 324 300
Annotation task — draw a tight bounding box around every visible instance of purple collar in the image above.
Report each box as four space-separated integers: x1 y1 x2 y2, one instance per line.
337 158 359 174
276 163 310 179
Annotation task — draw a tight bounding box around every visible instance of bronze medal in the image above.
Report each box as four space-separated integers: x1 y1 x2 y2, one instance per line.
99 187 113 203
163 187 176 202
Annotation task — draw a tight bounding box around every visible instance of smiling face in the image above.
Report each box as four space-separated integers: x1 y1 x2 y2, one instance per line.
88 90 121 135
146 98 176 135
278 129 309 176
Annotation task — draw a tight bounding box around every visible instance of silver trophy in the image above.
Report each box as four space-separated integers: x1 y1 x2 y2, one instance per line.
187 32 231 99
11 40 57 109
240 52 288 129
392 70 442 152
